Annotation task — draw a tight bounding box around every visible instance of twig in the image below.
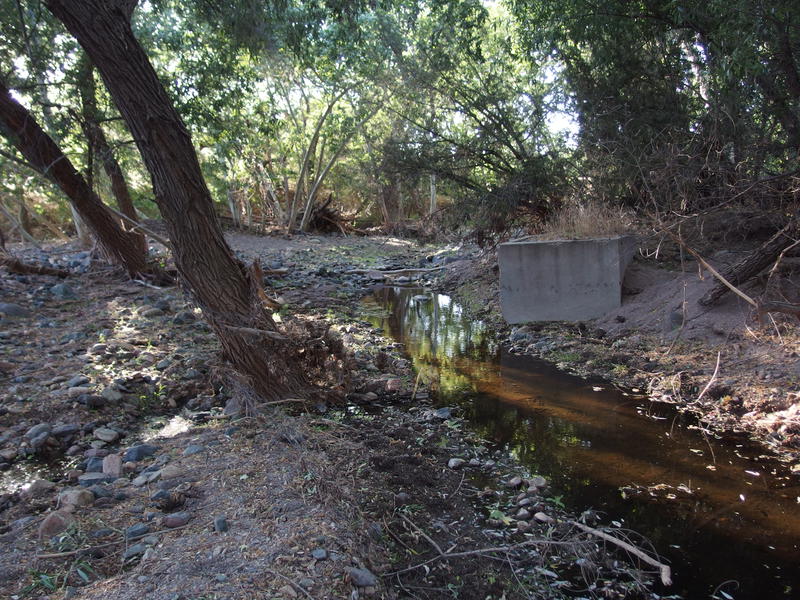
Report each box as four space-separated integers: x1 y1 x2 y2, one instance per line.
661 228 756 307
265 568 318 600
400 514 444 555
35 523 193 559
345 266 445 275
568 521 672 586
696 352 721 402
446 472 465 501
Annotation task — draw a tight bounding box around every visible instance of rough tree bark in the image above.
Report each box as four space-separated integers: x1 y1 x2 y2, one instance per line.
77 54 146 255
0 77 147 275
47 0 308 400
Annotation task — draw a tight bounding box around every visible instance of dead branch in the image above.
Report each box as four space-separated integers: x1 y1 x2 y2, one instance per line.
661 228 757 307
0 251 69 277
346 266 445 275
104 204 170 247
757 300 800 323
568 521 672 586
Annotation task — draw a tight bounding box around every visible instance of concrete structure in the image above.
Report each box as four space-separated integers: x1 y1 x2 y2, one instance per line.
498 236 636 323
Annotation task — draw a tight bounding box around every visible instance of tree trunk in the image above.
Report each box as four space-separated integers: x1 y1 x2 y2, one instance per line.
47 0 308 400
0 77 146 275
698 220 799 306
78 54 146 255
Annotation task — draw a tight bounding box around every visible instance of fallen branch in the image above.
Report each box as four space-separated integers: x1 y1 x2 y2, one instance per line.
568 521 672 586
36 523 193 559
696 352 721 402
756 301 800 323
661 229 756 307
346 266 445 275
0 252 69 277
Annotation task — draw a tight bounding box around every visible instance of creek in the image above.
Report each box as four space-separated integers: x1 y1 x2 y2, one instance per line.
362 286 799 600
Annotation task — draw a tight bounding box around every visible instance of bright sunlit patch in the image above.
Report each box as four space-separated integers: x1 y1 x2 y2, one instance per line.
143 415 191 441
592 386 603 392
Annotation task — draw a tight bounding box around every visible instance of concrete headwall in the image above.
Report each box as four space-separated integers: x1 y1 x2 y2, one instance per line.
499 236 636 323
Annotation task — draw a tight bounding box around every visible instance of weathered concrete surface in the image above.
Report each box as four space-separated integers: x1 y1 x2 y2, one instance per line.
499 236 636 323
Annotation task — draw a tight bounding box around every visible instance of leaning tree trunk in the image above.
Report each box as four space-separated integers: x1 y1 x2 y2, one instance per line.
78 54 146 255
47 0 308 400
0 78 146 275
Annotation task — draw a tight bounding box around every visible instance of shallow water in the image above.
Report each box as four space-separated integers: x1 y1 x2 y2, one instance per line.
363 286 799 600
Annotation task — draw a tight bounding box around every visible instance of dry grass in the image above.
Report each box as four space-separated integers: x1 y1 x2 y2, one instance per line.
538 200 636 240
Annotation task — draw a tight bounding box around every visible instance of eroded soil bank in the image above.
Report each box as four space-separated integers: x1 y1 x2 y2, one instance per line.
1 232 665 600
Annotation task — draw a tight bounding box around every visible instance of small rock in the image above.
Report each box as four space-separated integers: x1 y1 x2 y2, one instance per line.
447 458 466 469
505 476 523 488
66 374 90 387
125 523 150 539
213 515 228 532
78 472 116 487
58 488 94 508
183 444 205 456
347 567 378 587
161 511 191 528
529 475 547 489
84 457 105 472
516 520 532 533
311 548 328 560
123 543 146 559
278 585 298 598
141 308 163 318
101 387 123 402
433 407 452 419
515 508 531 520
52 423 80 438
51 283 77 300
88 485 112 498
215 574 229 583
132 470 161 487
123 444 158 462
25 479 56 498
0 302 30 318
93 427 120 443
38 511 76 539
534 512 554 524
102 454 122 478
24 423 51 440
394 492 411 506
88 343 107 355
159 464 181 479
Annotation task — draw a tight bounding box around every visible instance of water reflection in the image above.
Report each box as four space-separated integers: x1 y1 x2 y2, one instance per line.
363 287 799 599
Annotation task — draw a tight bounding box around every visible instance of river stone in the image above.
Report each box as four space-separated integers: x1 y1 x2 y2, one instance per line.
78 472 116 487
529 475 548 489
38 511 76 539
25 479 56 498
182 444 205 456
93 427 120 443
311 548 328 560
125 523 150 539
51 283 77 300
0 303 30 318
447 458 466 469
0 448 17 462
515 508 532 520
534 512 554 524
347 567 377 587
52 424 80 438
102 454 122 478
158 464 182 479
505 476 523 488
132 470 161 486
101 387 123 402
161 511 191 528
140 307 163 318
66 374 90 388
58 488 94 508
29 431 51 450
213 516 228 532
123 543 146 559
123 444 158 462
24 423 51 440
84 457 104 472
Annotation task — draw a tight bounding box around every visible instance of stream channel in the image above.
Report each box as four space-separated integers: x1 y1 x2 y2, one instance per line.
362 286 799 600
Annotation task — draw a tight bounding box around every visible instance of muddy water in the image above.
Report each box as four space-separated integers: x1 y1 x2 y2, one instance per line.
363 287 799 600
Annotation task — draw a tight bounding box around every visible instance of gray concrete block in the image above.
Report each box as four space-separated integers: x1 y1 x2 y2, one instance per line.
499 236 636 323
